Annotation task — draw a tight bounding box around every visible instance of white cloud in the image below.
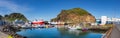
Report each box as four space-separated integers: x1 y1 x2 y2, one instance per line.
0 0 29 15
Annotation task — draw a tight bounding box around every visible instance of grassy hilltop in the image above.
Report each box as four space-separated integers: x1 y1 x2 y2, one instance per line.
51 8 96 24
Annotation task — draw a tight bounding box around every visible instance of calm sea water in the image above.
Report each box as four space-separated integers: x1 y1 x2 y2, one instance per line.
16 27 102 38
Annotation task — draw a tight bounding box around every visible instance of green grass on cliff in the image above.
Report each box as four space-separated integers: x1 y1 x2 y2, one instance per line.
1 13 28 22
63 8 91 16
51 8 94 22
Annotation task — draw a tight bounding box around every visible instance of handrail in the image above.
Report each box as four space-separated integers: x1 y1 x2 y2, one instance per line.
103 25 114 38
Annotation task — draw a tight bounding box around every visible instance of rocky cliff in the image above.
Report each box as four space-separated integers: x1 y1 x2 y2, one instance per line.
1 13 28 22
51 8 96 24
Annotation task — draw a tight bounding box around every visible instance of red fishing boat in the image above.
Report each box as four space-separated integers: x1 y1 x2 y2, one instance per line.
31 19 44 25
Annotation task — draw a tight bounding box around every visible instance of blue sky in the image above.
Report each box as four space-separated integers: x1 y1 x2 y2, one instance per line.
0 0 120 21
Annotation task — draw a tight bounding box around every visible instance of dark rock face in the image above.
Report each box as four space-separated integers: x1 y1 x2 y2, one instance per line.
0 25 26 38
51 8 96 24
0 15 3 20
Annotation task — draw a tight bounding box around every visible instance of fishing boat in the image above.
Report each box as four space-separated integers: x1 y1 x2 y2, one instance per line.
68 25 82 30
82 28 88 31
31 20 44 25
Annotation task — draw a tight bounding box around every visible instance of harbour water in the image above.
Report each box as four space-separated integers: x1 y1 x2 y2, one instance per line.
16 26 103 38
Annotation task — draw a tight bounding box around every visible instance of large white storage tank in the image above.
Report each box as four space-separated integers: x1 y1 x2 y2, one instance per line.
101 16 107 25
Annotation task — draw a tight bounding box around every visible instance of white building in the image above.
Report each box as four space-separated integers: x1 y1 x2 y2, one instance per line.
100 16 107 25
100 16 120 25
112 18 120 22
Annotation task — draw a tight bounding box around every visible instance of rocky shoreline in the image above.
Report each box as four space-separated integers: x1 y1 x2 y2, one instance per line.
0 25 26 38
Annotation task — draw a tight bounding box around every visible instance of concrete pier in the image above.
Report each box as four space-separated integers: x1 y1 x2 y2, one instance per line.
104 24 120 38
110 24 120 38
0 31 8 38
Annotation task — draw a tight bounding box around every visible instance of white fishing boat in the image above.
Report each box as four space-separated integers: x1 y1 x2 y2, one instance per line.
68 25 82 30
68 27 77 30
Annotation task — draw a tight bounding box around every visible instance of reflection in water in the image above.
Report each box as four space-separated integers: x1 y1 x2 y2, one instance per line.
17 27 102 38
68 30 82 36
57 27 90 38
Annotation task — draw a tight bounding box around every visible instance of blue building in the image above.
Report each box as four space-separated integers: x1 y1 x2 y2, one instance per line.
96 19 101 24
0 20 6 26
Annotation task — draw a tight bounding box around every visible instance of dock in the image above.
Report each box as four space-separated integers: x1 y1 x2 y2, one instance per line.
0 31 8 38
109 24 120 38
104 24 120 38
